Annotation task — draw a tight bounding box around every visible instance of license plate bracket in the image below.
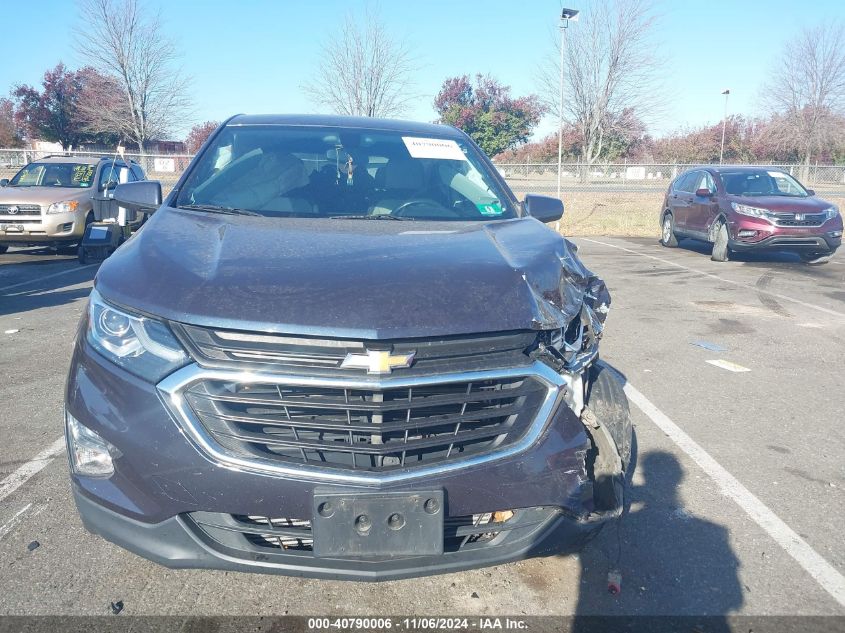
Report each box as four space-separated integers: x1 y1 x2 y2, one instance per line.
312 490 444 558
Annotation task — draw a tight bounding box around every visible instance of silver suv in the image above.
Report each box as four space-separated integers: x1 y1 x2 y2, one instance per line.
0 155 145 253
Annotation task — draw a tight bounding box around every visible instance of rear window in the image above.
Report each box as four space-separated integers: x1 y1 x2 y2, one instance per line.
176 125 516 221
10 162 96 188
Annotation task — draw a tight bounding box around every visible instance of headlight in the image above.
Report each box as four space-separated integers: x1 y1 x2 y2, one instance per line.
731 202 769 218
824 205 839 221
47 200 79 214
86 288 188 382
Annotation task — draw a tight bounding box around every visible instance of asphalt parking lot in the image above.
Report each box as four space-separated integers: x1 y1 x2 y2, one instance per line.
0 237 844 617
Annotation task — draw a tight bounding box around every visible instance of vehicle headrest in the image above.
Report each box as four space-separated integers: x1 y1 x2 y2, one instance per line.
383 158 425 190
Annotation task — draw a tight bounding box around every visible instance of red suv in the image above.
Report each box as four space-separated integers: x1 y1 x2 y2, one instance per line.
659 166 842 264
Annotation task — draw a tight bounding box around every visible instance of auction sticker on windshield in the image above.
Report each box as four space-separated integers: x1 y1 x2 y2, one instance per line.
402 137 466 161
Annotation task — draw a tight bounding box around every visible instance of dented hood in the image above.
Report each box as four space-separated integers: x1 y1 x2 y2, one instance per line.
96 207 606 339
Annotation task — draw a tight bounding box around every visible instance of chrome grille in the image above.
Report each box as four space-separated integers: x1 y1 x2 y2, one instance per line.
771 212 826 227
173 324 537 376
181 375 547 472
0 204 41 216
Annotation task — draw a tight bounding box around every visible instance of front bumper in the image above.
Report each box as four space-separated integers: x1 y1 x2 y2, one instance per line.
67 340 620 580
0 211 85 243
73 485 604 581
728 215 842 253
728 232 841 253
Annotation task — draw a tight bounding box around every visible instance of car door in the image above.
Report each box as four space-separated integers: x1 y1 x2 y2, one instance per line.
687 171 719 235
93 162 131 222
669 171 698 230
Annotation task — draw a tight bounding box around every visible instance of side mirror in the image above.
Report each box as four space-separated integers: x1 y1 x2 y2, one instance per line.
695 188 714 197
0 179 8 187
113 180 162 212
101 180 119 192
523 193 564 224
806 189 815 196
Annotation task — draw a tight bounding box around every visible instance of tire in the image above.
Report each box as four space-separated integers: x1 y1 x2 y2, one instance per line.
711 221 731 262
0 245 7 254
659 212 678 247
586 363 632 470
799 252 831 265
77 244 87 265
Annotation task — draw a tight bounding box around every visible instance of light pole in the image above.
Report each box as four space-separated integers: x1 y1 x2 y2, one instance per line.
557 8 578 198
719 89 730 165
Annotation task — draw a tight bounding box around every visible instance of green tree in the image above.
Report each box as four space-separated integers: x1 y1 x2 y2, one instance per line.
434 75 545 156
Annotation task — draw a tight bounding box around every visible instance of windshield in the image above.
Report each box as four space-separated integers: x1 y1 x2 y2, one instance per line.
176 125 516 221
721 170 809 198
9 163 96 188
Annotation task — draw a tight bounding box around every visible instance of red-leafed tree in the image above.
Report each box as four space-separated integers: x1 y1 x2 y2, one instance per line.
0 99 23 147
12 63 92 149
434 74 545 156
184 121 220 154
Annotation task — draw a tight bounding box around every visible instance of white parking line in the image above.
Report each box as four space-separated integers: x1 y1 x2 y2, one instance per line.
0 437 65 503
706 359 751 372
582 238 845 320
617 372 845 608
0 503 46 542
0 264 96 294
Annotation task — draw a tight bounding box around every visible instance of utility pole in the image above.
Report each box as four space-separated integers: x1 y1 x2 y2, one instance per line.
557 8 579 198
719 89 730 165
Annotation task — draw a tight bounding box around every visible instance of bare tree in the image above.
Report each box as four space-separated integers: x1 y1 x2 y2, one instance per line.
537 0 663 169
75 0 191 153
762 22 845 176
303 8 416 117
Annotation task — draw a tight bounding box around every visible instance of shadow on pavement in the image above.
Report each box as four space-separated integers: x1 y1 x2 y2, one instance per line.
574 449 742 623
0 265 96 316
1 246 78 265
619 235 843 269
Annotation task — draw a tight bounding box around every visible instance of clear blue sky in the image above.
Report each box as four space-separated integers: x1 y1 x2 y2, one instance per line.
1 0 843 140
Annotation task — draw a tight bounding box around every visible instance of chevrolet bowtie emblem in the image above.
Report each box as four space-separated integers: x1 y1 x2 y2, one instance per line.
340 349 416 374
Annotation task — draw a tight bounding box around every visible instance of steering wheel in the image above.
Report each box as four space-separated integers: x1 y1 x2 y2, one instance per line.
390 198 454 218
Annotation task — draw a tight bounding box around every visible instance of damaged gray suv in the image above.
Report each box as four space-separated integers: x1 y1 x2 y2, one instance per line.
65 114 631 580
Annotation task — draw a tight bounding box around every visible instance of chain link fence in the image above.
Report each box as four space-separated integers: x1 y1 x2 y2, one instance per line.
0 148 193 192
495 162 845 236
495 162 845 193
2 149 843 236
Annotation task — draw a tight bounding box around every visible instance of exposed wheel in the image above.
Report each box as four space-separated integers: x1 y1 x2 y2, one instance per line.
711 221 731 262
659 212 678 247
586 363 632 470
799 252 831 265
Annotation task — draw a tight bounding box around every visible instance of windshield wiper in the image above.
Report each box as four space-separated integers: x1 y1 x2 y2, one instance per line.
178 204 263 216
328 214 414 221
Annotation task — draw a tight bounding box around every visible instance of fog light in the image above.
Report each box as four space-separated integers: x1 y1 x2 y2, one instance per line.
65 411 117 477
737 229 757 238
830 230 842 238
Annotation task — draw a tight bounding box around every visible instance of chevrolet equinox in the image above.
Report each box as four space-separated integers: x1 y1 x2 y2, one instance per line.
65 115 631 580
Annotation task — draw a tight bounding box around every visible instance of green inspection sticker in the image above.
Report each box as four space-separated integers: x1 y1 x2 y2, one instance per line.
477 202 504 216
